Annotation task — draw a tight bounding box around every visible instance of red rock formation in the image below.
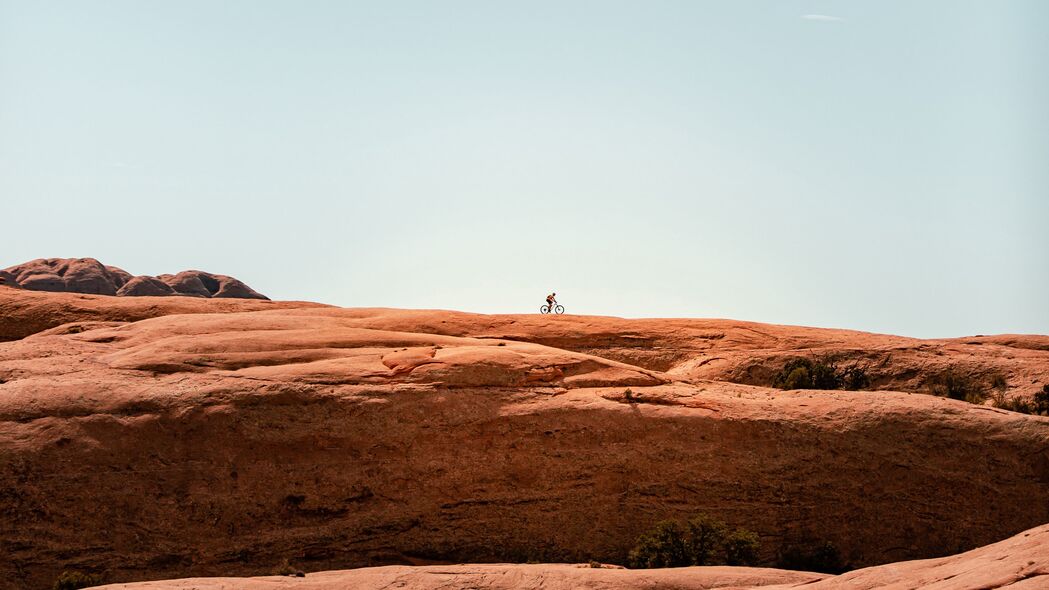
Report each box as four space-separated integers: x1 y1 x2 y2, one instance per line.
1 292 1047 589
3 257 131 295
156 271 212 297
116 276 178 297
156 270 268 299
0 288 324 342
90 523 1049 589
0 270 19 288
1 258 268 300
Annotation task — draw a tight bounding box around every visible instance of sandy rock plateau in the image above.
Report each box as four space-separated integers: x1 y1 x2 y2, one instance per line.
0 287 1046 589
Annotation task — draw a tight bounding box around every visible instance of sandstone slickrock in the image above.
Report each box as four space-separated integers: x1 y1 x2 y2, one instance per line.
0 270 20 288
156 271 213 298
1 258 268 300
0 288 325 342
90 564 826 589
4 257 131 295
88 523 1049 589
116 276 178 297
1 291 1047 589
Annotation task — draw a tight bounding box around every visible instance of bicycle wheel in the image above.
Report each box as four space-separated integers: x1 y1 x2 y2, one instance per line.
554 305 565 314
539 305 550 314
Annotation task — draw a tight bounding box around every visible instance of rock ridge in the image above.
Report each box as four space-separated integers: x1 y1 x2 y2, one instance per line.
1 257 267 300
1 294 1047 589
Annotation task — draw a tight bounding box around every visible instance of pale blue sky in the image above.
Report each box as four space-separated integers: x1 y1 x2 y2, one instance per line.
1 1 1046 338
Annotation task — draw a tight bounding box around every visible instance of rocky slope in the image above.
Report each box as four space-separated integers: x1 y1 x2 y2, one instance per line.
90 523 1049 589
1 258 268 300
0 291 1047 589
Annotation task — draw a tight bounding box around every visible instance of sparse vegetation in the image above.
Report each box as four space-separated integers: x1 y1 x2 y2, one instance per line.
994 383 1049 416
990 373 1008 392
840 364 872 390
778 540 847 574
53 571 103 590
926 369 986 404
628 514 760 568
989 373 1009 407
273 558 304 577
772 356 872 391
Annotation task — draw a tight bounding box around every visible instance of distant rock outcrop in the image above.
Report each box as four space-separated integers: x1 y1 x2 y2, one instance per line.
156 271 212 297
1 258 268 300
116 276 178 297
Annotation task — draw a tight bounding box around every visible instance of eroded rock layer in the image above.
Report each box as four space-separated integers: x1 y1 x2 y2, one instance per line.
0 292 1047 589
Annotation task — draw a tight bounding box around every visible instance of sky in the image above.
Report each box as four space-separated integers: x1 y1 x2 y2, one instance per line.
1 1 1047 338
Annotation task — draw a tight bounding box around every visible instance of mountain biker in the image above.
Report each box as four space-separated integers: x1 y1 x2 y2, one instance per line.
545 292 557 309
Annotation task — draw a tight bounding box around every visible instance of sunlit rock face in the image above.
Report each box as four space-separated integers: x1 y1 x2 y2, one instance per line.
0 291 1047 588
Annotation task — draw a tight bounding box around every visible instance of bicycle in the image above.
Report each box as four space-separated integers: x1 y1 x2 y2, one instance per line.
540 303 565 314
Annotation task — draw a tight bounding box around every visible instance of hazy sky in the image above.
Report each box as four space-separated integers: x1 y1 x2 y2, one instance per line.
2 1 1046 338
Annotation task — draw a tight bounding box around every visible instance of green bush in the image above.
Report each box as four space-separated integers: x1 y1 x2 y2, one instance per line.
53 571 103 590
685 514 729 565
723 529 761 566
629 514 760 568
778 541 847 574
629 520 689 568
840 365 872 391
772 357 871 391
927 369 986 404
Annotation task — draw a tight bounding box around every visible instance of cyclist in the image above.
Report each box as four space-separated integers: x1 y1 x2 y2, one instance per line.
545 292 557 310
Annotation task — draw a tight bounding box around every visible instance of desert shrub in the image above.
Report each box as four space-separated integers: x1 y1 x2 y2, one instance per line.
685 514 729 565
723 529 761 566
629 514 760 568
778 541 847 574
994 384 1049 416
629 520 690 568
772 357 871 391
996 398 1034 414
840 365 872 391
1036 385 1049 415
927 369 985 404
773 358 838 390
53 571 103 590
989 373 1009 407
777 363 813 390
990 373 1008 392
